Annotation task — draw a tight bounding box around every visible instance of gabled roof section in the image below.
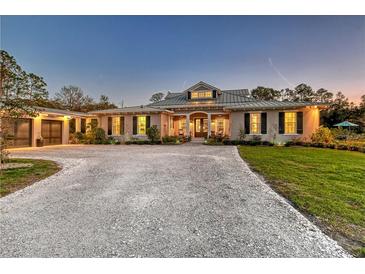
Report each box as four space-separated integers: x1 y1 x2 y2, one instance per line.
183 81 221 93
148 89 252 108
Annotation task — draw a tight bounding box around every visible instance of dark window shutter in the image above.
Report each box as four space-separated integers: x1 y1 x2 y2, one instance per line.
212 90 217 98
108 117 112 135
261 112 267 134
187 91 191 99
279 112 285 134
133 116 137 135
81 119 86 133
244 113 250 134
146 116 151 129
120 116 124 135
297 112 303 134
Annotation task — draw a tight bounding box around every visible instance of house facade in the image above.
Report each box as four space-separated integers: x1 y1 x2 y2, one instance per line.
3 81 325 148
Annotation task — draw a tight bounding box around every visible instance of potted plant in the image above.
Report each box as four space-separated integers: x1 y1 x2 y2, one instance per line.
36 136 44 147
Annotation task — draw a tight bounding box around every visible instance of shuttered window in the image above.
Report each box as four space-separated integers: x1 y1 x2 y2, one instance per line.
250 113 261 134
112 117 120 135
137 116 146 135
285 112 297 134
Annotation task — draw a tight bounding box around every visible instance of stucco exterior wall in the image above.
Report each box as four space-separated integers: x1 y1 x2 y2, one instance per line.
230 107 320 143
95 113 164 140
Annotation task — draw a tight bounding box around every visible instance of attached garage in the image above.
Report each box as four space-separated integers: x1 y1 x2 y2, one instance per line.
41 120 63 146
5 118 32 148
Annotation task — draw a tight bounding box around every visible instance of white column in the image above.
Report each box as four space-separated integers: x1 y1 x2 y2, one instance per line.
75 117 81 132
207 113 211 138
185 114 190 137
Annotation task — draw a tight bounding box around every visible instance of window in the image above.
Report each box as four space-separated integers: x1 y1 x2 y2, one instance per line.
179 119 186 130
285 112 297 134
112 117 120 135
137 116 146 135
250 113 261 134
217 118 224 134
191 92 199 99
191 90 212 99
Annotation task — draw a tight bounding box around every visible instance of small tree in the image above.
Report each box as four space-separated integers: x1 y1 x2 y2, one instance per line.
146 125 160 142
238 128 246 141
1 50 48 164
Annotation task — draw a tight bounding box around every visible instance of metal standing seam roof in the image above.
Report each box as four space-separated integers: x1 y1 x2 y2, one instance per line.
148 89 328 110
88 106 173 115
36 107 92 117
148 89 254 108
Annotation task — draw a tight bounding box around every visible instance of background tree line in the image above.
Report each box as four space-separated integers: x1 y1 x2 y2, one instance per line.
1 50 117 116
38 85 118 112
250 85 365 130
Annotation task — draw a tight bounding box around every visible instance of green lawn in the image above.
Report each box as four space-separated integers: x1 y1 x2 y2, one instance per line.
0 158 60 197
238 146 365 256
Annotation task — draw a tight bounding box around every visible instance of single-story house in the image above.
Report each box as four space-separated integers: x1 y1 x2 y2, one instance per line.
3 81 326 148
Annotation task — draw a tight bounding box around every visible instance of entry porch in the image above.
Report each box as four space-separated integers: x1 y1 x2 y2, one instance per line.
170 112 230 139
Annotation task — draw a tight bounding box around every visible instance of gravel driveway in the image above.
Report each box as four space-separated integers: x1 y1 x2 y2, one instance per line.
0 144 349 257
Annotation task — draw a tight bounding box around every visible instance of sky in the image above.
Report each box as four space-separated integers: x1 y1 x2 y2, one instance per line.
1 16 364 106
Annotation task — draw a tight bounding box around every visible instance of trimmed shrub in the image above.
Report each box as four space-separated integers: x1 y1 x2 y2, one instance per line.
162 136 179 144
337 144 349 150
107 136 120 145
311 127 334 144
94 128 106 144
125 140 161 145
146 125 160 142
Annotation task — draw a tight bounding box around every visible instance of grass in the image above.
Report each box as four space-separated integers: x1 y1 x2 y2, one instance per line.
0 158 60 197
238 146 365 256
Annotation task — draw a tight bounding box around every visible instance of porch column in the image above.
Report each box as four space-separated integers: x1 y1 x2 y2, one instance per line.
75 117 81 132
207 113 211 138
185 114 190 137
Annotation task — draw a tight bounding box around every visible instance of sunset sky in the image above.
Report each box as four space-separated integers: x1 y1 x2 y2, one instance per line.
1 16 364 106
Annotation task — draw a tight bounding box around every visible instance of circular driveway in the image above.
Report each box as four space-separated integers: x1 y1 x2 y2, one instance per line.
0 144 348 257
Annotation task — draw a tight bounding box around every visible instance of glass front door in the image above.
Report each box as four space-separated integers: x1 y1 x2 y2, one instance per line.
194 118 208 138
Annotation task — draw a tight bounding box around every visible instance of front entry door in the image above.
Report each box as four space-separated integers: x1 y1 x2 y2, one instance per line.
194 118 208 138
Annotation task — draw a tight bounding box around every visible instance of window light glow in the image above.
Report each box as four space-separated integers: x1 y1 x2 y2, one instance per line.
250 113 261 134
191 90 212 99
285 112 297 134
137 116 146 135
112 117 120 135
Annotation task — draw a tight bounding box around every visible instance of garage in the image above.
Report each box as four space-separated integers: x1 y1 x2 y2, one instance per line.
5 118 32 148
41 120 63 146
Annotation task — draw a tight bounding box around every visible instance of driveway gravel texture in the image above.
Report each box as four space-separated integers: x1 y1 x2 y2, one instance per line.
0 144 349 257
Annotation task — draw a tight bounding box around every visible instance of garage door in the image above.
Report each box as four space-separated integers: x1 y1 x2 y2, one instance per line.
41 120 62 146
6 118 32 148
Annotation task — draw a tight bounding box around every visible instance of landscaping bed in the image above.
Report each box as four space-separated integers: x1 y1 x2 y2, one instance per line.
238 145 365 257
0 158 60 197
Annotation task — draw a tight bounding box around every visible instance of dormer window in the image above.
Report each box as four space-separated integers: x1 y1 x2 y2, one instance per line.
191 90 213 99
